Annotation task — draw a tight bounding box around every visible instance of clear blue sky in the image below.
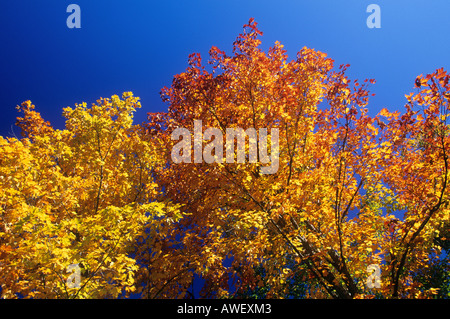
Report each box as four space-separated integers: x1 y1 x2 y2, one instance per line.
1 0 450 137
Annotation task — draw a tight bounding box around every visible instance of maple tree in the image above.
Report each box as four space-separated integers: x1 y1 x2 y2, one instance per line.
1 19 449 299
144 19 450 299
0 93 183 298
375 68 450 298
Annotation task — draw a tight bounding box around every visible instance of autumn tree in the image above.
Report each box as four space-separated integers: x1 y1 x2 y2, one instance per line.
2 18 448 300
0 93 183 298
376 68 450 298
145 19 449 299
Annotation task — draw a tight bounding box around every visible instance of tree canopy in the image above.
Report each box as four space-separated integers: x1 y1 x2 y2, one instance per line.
1 19 449 299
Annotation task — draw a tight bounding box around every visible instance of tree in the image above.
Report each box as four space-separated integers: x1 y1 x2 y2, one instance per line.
2 19 448 299
415 220 450 298
0 93 183 298
376 68 450 298
145 19 449 299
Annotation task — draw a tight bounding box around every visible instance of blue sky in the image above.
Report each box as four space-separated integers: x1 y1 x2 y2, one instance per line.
1 0 450 137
